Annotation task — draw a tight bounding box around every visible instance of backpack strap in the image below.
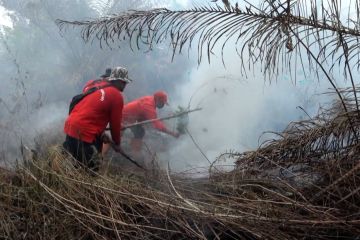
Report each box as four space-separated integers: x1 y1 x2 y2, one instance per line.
83 84 109 96
68 83 113 114
86 78 104 88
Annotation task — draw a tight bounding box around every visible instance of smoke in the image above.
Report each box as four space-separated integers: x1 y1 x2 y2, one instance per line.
0 4 13 29
0 0 350 173
0 0 192 166
149 0 359 174
162 41 333 173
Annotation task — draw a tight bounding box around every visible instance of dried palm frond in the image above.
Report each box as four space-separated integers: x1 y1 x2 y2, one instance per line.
1 137 360 239
214 87 360 215
54 1 360 75
56 0 360 112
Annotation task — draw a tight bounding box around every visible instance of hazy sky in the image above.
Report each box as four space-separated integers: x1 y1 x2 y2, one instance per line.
0 5 12 28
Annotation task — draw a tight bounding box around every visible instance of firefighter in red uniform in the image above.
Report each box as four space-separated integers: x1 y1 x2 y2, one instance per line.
63 66 131 171
121 91 180 157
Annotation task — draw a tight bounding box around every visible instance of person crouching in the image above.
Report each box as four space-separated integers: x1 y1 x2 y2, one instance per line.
63 66 131 172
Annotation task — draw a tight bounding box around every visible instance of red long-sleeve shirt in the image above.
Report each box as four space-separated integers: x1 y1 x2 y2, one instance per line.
64 85 123 145
122 96 167 132
82 79 108 92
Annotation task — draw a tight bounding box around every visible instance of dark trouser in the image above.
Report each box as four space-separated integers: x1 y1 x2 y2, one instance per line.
129 125 145 161
130 125 145 139
63 135 102 172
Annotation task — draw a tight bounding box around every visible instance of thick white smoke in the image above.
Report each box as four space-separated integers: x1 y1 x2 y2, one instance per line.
0 0 351 172
161 45 333 173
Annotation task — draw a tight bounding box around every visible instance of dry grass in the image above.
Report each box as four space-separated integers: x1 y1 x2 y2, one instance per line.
1 90 360 239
